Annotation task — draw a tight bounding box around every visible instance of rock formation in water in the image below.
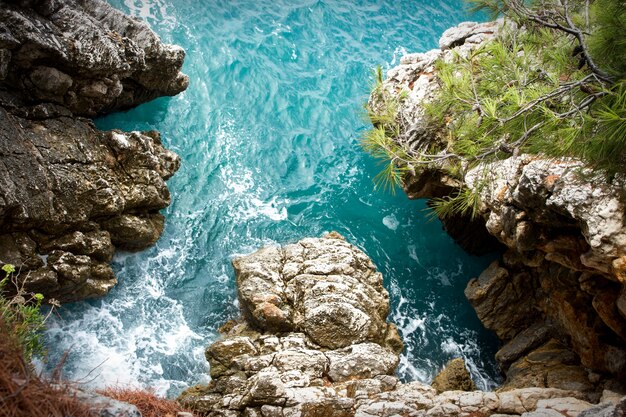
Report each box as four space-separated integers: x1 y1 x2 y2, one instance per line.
180 233 626 416
369 21 626 394
0 0 187 302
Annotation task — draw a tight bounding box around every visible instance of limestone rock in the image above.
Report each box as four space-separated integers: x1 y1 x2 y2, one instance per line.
0 108 180 302
71 388 142 417
0 1 185 302
430 358 477 393
578 395 626 417
439 20 504 50
532 397 593 417
373 16 626 388
232 233 401 352
464 260 540 341
500 339 595 395
326 343 398 382
496 322 552 369
0 0 188 116
181 234 617 417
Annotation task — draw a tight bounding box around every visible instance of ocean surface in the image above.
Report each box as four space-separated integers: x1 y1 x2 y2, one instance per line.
44 0 501 397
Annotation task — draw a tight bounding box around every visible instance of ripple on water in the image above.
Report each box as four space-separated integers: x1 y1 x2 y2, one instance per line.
44 0 500 397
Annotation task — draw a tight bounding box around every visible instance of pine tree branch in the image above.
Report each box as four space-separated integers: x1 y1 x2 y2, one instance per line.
508 0 613 84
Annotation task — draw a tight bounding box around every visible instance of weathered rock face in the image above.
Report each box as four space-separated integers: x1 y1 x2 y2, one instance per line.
371 20 626 391
180 233 404 415
232 233 402 351
0 0 188 116
0 0 185 302
180 233 623 417
464 157 626 377
431 358 477 394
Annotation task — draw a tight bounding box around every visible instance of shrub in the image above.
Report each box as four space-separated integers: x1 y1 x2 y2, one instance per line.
0 327 95 417
98 386 194 417
364 0 626 216
0 264 49 360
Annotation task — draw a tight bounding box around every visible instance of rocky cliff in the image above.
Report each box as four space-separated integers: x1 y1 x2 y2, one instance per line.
180 233 626 417
0 0 186 302
369 21 626 392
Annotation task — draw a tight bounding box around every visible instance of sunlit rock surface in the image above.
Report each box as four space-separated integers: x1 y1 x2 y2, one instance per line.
370 18 626 400
180 233 625 416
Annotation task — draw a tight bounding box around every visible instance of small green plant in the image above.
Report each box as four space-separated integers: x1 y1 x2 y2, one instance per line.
362 66 413 193
0 263 49 359
429 187 483 220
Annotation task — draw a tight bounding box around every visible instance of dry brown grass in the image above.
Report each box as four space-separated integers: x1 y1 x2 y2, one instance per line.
0 317 94 417
98 386 193 417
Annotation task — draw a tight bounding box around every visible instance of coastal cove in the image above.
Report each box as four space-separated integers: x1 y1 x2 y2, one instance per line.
43 0 502 397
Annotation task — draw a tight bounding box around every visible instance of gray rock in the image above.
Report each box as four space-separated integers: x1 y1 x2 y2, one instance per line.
233 233 402 352
189 235 608 417
0 0 185 302
533 397 593 417
578 395 626 417
496 322 552 368
521 410 564 417
71 388 142 417
0 108 180 301
326 343 398 382
438 20 503 50
0 0 188 116
181 233 609 417
370 14 626 389
464 261 539 341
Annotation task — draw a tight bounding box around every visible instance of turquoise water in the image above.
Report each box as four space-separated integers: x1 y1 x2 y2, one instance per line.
44 0 501 397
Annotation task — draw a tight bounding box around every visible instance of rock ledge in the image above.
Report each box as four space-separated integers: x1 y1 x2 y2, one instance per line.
0 0 186 302
180 233 624 417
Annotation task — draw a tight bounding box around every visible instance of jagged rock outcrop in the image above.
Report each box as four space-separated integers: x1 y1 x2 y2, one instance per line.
232 233 403 351
180 233 625 417
431 358 477 394
370 20 626 392
0 0 188 116
0 0 186 301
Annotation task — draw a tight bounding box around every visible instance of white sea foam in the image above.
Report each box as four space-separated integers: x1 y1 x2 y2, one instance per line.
390 46 409 66
231 196 289 222
382 214 399 231
122 0 176 30
44 244 208 397
222 166 254 194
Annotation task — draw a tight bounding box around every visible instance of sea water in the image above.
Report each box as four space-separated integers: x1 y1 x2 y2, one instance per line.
44 0 501 397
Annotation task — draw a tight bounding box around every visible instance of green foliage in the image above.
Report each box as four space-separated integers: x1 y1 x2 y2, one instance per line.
586 0 626 78
362 66 411 193
572 81 626 177
466 0 508 19
0 264 47 359
424 10 626 175
430 187 483 220
363 0 626 219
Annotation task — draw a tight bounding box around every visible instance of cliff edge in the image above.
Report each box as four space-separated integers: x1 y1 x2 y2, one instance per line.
368 21 626 393
0 0 187 302
180 233 626 417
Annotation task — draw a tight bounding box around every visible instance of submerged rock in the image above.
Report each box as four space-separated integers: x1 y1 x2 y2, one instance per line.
0 0 186 301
